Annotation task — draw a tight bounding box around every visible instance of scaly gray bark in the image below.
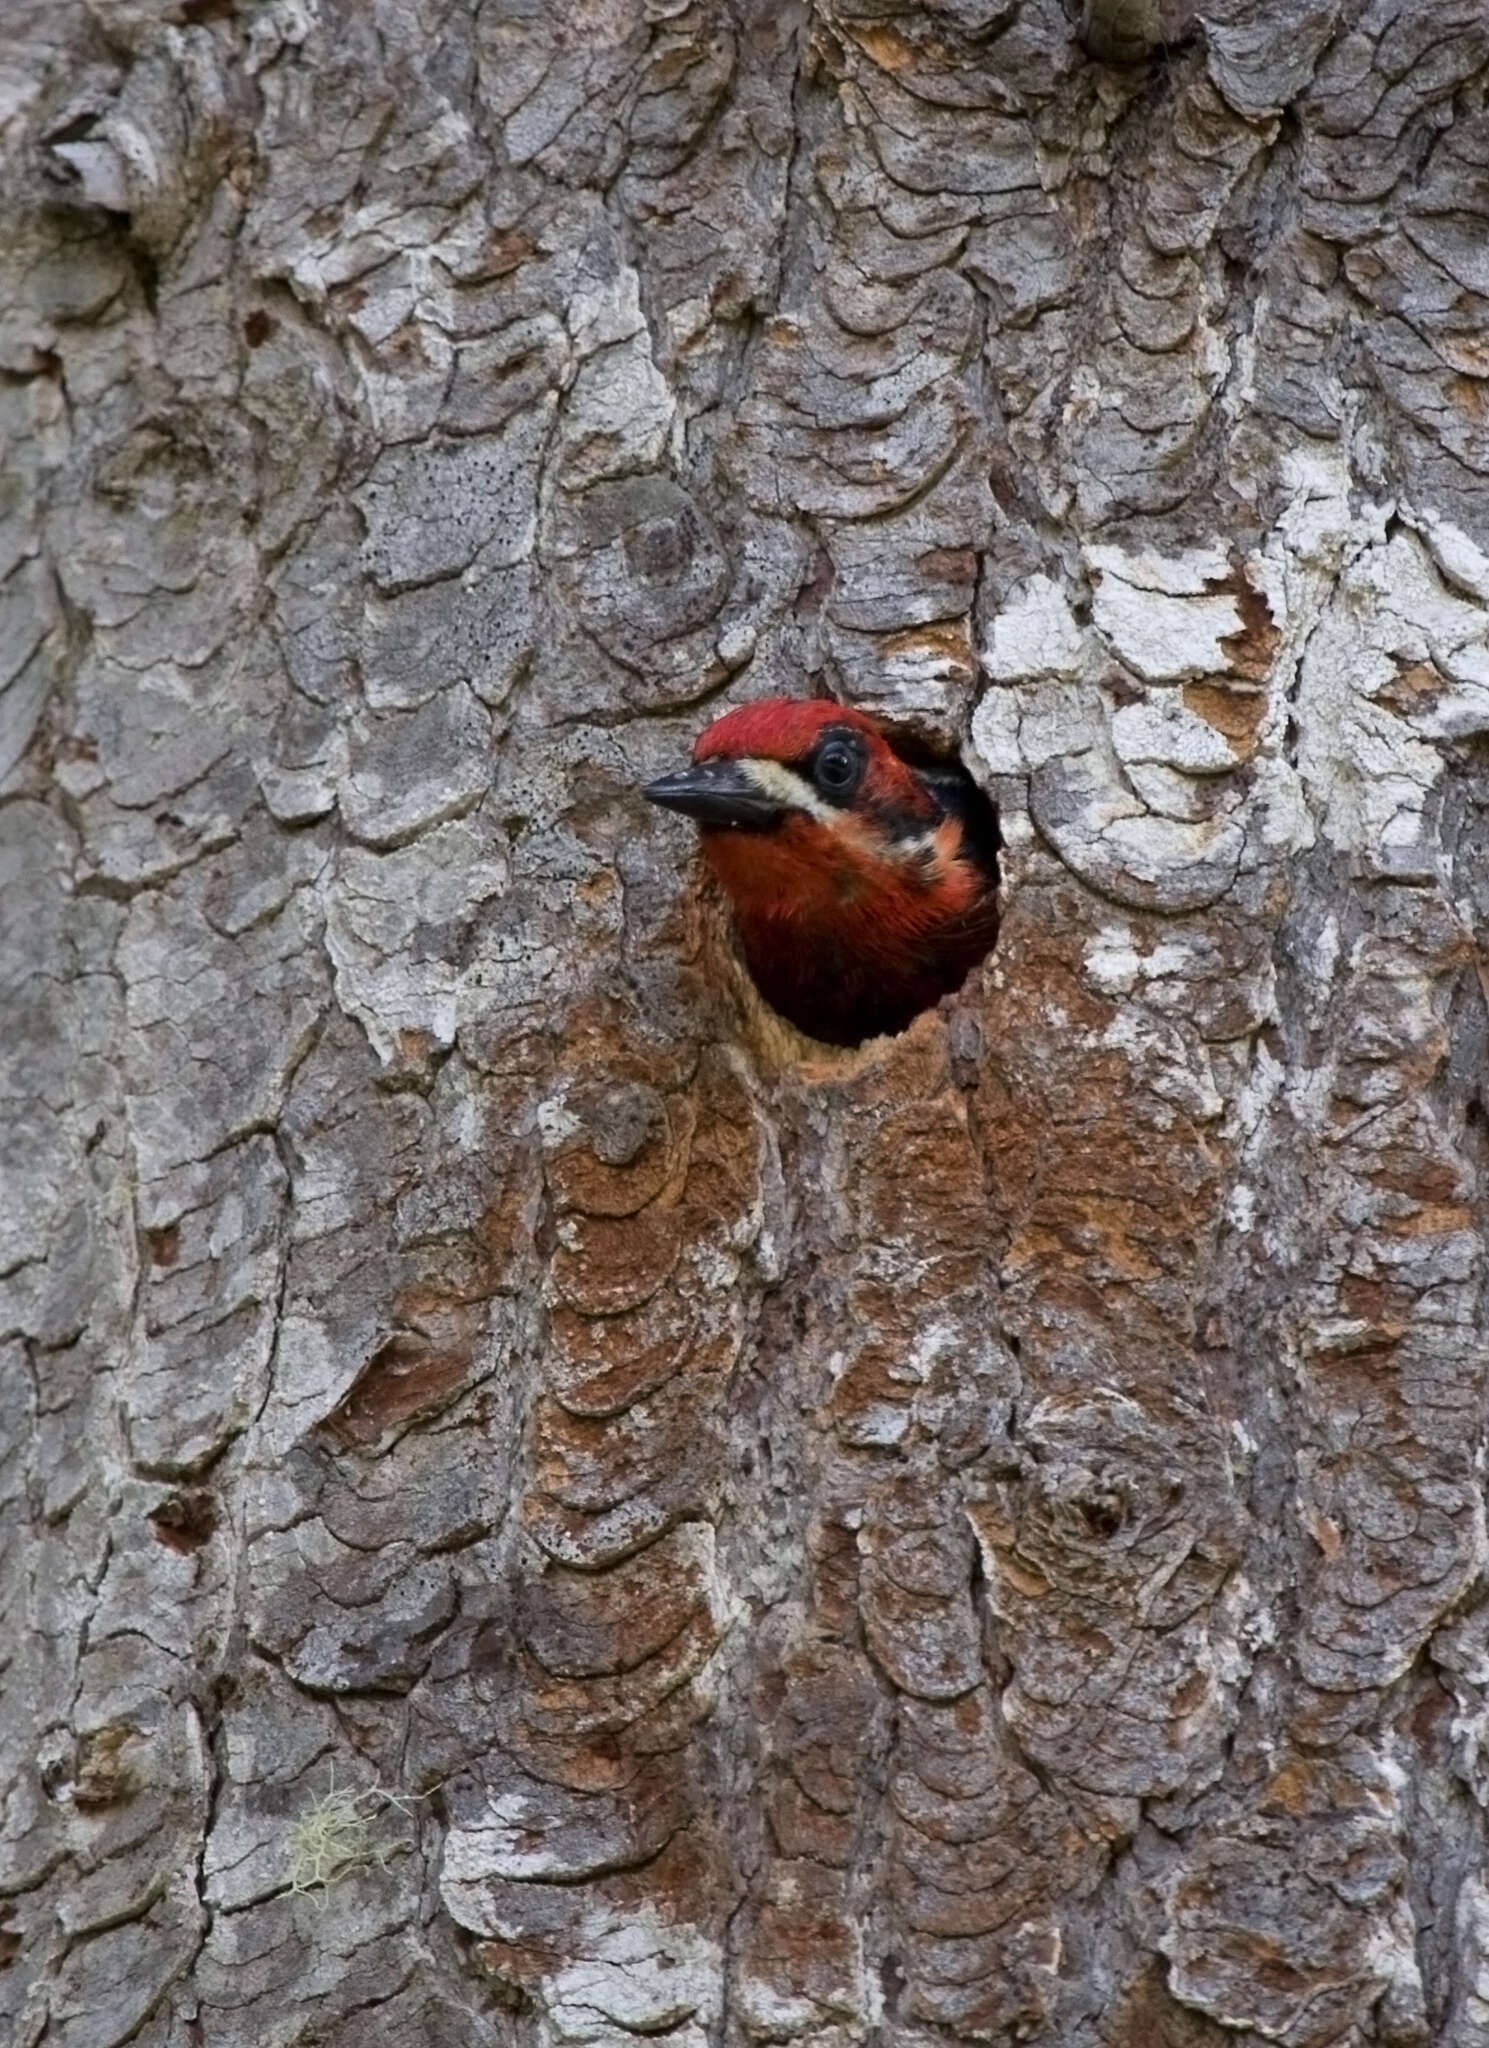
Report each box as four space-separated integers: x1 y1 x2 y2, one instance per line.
3 2 1488 2044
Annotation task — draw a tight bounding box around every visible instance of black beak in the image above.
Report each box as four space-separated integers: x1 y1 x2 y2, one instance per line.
643 759 785 831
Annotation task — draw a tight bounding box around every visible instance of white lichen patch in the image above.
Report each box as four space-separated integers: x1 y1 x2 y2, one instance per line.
436 1887 725 2048
1294 527 1489 863
1086 543 1248 682
1409 504 1489 605
554 333 678 490
1111 696 1241 776
539 1908 723 2048
984 574 1087 680
1099 1007 1224 1122
1083 926 1143 996
324 813 510 1063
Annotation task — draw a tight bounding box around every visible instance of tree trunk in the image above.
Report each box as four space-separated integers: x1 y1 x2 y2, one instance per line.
4 2 1488 2043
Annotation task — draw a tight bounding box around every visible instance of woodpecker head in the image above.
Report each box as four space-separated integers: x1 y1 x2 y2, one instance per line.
643 698 999 1047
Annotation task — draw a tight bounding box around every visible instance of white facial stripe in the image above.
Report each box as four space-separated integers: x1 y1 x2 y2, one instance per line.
740 756 839 826
738 757 954 870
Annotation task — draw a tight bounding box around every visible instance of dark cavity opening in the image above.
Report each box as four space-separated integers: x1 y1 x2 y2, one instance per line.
874 714 1002 882
149 1490 218 1553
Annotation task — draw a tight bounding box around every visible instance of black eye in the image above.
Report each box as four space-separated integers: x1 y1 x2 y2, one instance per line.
813 737 863 799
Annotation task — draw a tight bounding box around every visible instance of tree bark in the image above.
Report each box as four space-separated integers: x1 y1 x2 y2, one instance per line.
4 2 1489 2044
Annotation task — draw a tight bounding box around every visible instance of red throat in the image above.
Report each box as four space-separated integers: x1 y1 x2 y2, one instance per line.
701 812 972 933
699 811 994 1044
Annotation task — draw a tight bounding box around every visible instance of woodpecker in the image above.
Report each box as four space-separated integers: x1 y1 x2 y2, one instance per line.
643 698 1000 1048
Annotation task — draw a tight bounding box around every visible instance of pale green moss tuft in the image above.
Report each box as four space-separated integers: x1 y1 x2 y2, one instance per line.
284 1767 424 1896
